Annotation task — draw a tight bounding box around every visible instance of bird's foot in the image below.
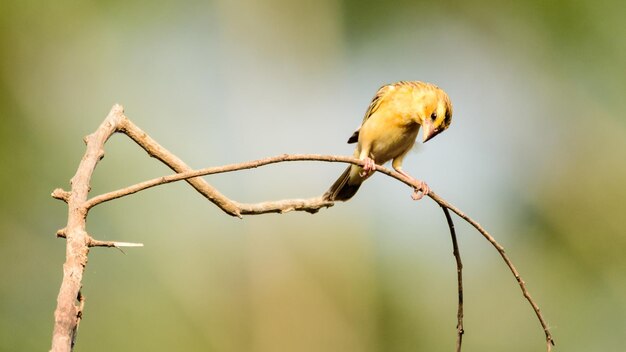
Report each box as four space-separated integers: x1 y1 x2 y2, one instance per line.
359 157 376 177
395 169 430 200
411 180 430 201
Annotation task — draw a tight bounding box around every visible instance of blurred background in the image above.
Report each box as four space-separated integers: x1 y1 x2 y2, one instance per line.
1 0 624 351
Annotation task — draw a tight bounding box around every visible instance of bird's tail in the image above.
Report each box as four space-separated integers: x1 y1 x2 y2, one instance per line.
323 165 362 201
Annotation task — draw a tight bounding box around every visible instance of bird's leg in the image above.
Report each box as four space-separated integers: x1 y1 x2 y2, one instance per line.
391 150 429 200
395 168 430 200
359 156 376 177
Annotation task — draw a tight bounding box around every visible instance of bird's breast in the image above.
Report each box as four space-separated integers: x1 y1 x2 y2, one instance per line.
362 116 420 164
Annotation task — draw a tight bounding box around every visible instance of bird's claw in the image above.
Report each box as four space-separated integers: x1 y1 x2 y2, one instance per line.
359 157 376 177
411 180 430 201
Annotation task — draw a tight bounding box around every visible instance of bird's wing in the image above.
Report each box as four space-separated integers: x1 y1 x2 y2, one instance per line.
347 84 393 144
362 83 393 124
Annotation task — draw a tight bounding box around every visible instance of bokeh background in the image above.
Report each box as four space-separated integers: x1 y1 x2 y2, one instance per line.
1 0 625 351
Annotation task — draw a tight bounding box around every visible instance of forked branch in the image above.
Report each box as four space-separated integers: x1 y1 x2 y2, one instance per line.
50 105 554 352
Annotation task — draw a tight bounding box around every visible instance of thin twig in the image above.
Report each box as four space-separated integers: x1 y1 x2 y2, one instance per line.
84 154 365 212
441 206 464 352
433 197 555 351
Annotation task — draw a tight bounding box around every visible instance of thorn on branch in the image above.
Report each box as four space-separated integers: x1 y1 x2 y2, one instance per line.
83 133 97 145
56 228 67 238
52 188 71 202
87 238 144 250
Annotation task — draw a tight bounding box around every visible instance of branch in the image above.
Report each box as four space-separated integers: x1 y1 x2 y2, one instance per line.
51 105 554 352
117 118 242 217
441 206 464 352
433 198 555 351
83 153 555 350
84 154 370 213
50 105 125 352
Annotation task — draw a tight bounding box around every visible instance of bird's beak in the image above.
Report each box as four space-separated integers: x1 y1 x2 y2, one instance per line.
422 118 441 143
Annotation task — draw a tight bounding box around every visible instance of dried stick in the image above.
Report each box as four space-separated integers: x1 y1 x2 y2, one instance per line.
51 105 554 352
433 198 555 351
117 117 242 217
441 206 464 352
84 159 554 351
84 154 372 213
50 105 125 352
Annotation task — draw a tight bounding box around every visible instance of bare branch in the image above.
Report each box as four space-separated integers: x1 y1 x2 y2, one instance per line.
433 197 555 351
51 105 554 352
82 152 554 349
84 154 369 213
117 118 242 217
441 206 464 352
51 104 125 352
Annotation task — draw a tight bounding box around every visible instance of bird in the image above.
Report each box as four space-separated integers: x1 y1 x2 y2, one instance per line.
323 81 453 202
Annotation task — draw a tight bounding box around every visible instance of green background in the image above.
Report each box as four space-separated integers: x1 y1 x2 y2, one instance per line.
1 0 624 351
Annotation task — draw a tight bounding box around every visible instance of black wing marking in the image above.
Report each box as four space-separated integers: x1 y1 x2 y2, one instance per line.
347 130 359 144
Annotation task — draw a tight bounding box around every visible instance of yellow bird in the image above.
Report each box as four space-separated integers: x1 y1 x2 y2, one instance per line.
323 81 453 201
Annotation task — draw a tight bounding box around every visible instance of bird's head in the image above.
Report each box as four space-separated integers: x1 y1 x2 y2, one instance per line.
420 87 453 143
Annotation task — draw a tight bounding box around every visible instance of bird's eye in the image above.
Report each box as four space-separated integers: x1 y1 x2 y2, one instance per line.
430 112 437 120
